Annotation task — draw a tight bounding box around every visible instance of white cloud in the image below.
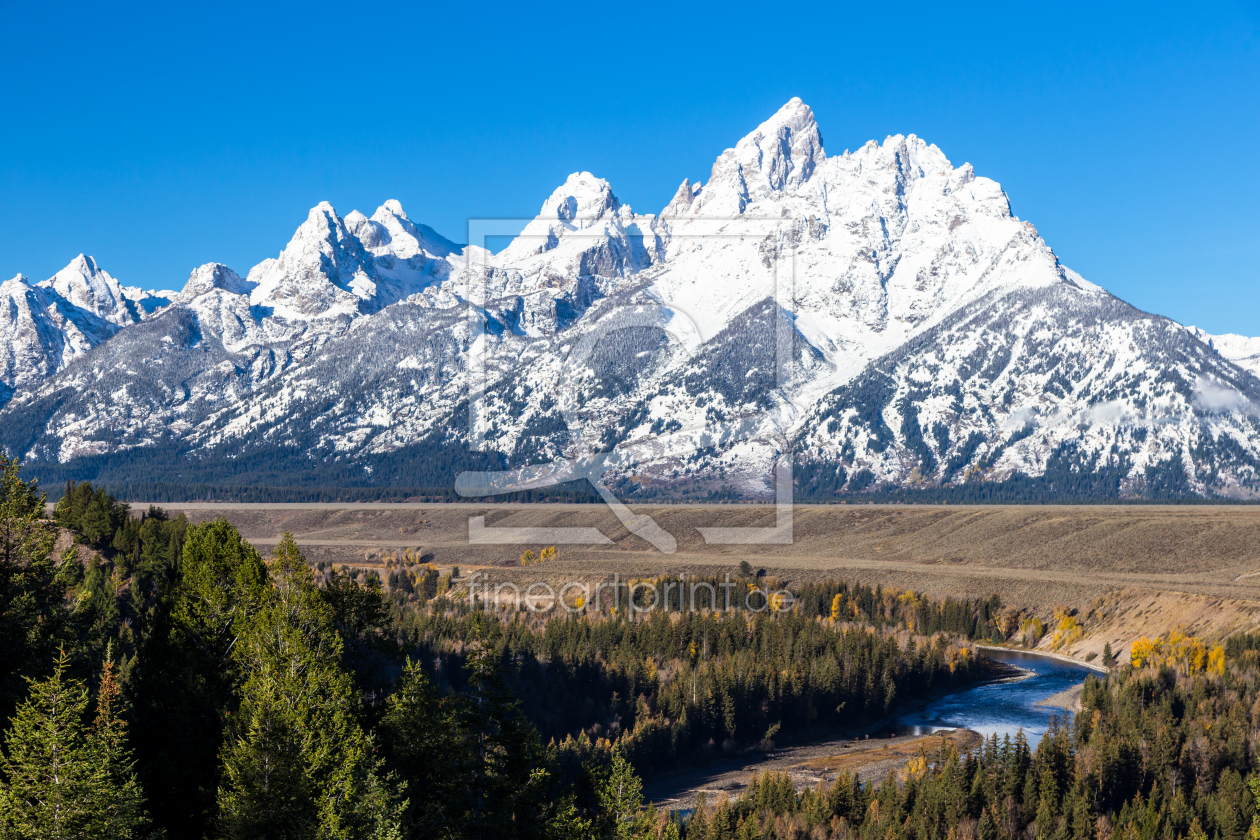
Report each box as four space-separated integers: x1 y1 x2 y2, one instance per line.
1193 376 1253 415
1082 400 1130 425
1003 406 1039 431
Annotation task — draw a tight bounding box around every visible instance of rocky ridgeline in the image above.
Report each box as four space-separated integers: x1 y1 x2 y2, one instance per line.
3 99 1259 500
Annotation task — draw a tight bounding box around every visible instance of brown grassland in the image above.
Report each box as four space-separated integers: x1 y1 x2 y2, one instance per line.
134 500 1260 798
143 501 1260 662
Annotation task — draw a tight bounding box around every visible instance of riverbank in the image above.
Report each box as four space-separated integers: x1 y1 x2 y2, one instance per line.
976 644 1110 674
646 654 1020 808
646 729 981 811
1036 683 1084 714
647 646 1095 809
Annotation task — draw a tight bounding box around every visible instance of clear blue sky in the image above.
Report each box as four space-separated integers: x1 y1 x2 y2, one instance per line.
3 1 1257 335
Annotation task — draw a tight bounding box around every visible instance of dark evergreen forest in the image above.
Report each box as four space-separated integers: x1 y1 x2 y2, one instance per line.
0 458 997 839
673 655 1260 840
7 456 1260 839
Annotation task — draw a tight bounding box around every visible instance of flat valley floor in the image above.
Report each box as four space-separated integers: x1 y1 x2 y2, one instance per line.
127 501 1260 656
129 500 1260 797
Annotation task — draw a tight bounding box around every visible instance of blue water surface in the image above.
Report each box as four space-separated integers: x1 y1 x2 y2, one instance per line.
870 649 1098 748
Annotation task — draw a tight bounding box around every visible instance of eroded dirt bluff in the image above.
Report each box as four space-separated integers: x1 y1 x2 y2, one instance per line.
142 502 1260 655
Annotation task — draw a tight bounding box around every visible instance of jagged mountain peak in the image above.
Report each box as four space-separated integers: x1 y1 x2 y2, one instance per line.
37 254 137 326
379 198 408 220
0 277 43 305
177 263 252 302
661 179 702 218
484 173 663 333
827 133 976 213
361 199 464 261
8 100 1260 503
546 172 623 221
288 202 362 255
64 253 98 273
307 199 338 220
0 268 119 405
494 172 634 266
248 202 378 319
240 199 479 323
693 98 826 216
345 208 388 252
868 133 951 174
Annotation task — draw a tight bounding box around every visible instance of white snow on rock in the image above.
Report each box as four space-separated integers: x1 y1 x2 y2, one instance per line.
485 172 664 333
37 255 141 326
6 98 1259 500
245 200 483 323
248 202 380 320
688 96 827 217
176 263 254 302
0 273 117 403
1187 326 1260 381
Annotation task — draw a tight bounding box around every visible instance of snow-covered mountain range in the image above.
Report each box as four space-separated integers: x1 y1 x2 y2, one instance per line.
4 98 1259 500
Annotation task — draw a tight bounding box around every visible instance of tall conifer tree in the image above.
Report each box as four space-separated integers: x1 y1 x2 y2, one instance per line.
379 659 461 838
89 657 148 836
599 749 649 840
0 454 64 729
128 517 269 838
215 533 402 839
0 651 147 839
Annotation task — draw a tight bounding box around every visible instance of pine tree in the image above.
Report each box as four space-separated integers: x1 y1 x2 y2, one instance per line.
0 651 147 839
216 533 401 840
86 657 149 837
80 495 112 547
599 748 649 840
0 454 65 728
1249 774 1260 840
452 615 568 840
379 659 462 838
0 650 93 838
173 517 270 657
128 517 270 838
0 454 51 567
978 806 998 840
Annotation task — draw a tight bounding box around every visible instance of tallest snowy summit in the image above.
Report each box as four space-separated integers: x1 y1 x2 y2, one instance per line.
693 97 827 215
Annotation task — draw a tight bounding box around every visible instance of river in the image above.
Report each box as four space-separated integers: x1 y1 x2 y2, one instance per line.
646 648 1099 809
870 648 1100 747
